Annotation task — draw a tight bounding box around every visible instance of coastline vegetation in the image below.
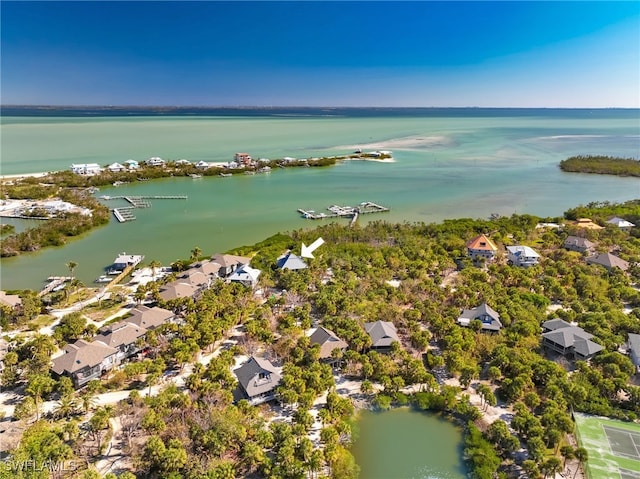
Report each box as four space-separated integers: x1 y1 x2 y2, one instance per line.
0 223 15 235
1 197 639 478
559 155 640 177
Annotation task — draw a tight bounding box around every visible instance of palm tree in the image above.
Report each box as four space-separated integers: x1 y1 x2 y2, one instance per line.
190 246 202 263
66 260 78 279
573 447 588 479
54 394 78 419
149 259 161 279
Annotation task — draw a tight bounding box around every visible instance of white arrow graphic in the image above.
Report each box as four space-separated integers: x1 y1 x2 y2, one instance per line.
301 237 325 259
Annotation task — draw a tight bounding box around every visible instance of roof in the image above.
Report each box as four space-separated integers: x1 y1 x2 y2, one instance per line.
587 253 630 272
159 282 198 301
542 322 602 357
542 318 573 331
126 305 174 329
607 217 635 228
458 303 502 331
574 218 604 230
191 260 222 276
466 234 498 252
95 322 147 348
234 356 281 398
276 251 308 270
573 338 604 357
210 253 251 268
108 162 125 169
113 253 144 266
0 291 22 308
506 245 540 258
52 340 117 374
180 270 210 286
309 327 348 359
228 264 261 284
364 321 400 347
563 236 596 250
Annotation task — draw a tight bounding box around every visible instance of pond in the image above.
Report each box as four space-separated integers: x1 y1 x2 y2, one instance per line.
352 408 468 479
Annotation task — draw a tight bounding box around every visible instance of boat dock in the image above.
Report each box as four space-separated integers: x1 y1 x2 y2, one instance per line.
39 276 73 296
99 195 187 223
298 201 389 222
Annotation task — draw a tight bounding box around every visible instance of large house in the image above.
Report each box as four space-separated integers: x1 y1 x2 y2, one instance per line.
457 303 502 333
607 217 635 231
126 305 175 330
94 321 147 364
466 234 498 262
159 282 199 301
70 163 102 175
234 153 253 167
107 162 126 173
563 236 596 254
211 253 251 277
587 253 630 272
506 245 540 268
146 157 165 167
364 321 400 350
309 327 348 364
541 319 603 361
234 356 281 405
51 340 118 388
0 290 22 310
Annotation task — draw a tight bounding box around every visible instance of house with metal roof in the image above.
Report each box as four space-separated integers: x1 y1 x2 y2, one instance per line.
70 163 102 175
364 321 400 350
227 264 261 288
51 340 118 388
276 251 308 270
587 253 630 272
457 303 502 333
107 162 126 172
607 217 635 231
541 319 603 361
563 236 596 254
466 234 498 262
309 327 348 364
506 245 540 267
234 356 281 405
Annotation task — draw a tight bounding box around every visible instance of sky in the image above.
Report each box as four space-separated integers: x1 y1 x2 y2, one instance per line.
1 1 639 108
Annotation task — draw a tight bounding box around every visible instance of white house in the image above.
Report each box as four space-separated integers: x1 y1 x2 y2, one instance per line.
506 245 540 267
175 159 192 165
70 163 102 175
124 159 139 169
107 162 126 172
195 161 210 170
607 217 635 231
147 157 165 167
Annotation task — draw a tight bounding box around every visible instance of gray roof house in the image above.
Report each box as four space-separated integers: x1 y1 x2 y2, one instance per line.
628 333 640 373
234 356 281 405
587 253 630 272
364 321 400 350
607 217 635 230
506 245 540 267
159 281 199 301
126 305 174 330
541 319 603 361
309 327 348 362
276 251 308 270
210 253 251 277
227 264 261 288
95 321 147 364
563 236 596 254
457 303 502 332
51 339 118 388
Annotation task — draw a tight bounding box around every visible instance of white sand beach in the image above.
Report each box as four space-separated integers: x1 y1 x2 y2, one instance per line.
340 135 453 152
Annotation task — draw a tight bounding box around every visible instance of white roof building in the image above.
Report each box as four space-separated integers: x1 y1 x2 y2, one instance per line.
607 217 635 230
70 163 102 175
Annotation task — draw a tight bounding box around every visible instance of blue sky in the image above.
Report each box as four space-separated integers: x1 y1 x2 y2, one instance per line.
1 1 639 107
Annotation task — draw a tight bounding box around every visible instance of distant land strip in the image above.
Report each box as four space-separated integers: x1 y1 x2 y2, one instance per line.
559 155 640 177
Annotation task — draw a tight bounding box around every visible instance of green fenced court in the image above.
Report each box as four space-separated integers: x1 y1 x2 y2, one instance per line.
574 413 640 479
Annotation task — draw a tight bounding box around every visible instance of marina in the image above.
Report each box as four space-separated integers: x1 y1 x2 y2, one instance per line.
100 195 188 223
297 201 390 220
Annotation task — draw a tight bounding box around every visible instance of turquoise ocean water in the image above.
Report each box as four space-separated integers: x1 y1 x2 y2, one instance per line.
1 108 639 290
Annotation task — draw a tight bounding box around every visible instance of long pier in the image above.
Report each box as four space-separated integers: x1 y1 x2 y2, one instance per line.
100 195 187 223
298 201 390 221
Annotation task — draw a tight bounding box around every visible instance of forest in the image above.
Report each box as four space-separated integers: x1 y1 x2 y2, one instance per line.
1 199 639 479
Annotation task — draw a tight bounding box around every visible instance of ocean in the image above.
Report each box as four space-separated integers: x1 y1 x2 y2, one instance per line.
1 107 639 290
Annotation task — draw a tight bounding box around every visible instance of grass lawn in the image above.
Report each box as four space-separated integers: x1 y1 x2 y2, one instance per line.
574 412 640 479
26 314 56 331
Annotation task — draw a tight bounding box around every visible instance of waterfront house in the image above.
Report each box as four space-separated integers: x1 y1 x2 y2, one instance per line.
0 290 22 310
572 218 604 230
466 234 499 262
563 236 596 254
364 320 400 350
107 162 126 173
308 327 348 365
190 259 223 278
227 264 261 288
126 305 175 330
95 321 147 364
276 251 308 270
124 159 139 169
146 157 165 167
175 159 192 166
628 333 640 373
506 245 540 267
234 153 253 166
111 253 144 272
587 252 630 272
70 163 102 175
180 269 211 288
607 217 635 231
158 282 199 301
234 356 281 405
51 339 118 388
211 253 251 277
541 319 603 361
457 303 502 333
195 160 210 170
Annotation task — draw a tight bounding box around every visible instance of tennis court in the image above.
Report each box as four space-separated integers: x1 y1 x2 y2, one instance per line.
574 413 640 479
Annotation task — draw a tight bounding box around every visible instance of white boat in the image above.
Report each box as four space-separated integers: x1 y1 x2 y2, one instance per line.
94 275 111 283
190 174 202 179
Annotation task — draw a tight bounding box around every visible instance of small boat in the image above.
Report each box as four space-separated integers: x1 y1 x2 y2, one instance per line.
94 275 111 283
220 173 232 177
190 174 202 179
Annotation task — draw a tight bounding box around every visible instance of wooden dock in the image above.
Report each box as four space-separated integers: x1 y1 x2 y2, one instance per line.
298 201 389 221
101 195 187 223
113 208 136 223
